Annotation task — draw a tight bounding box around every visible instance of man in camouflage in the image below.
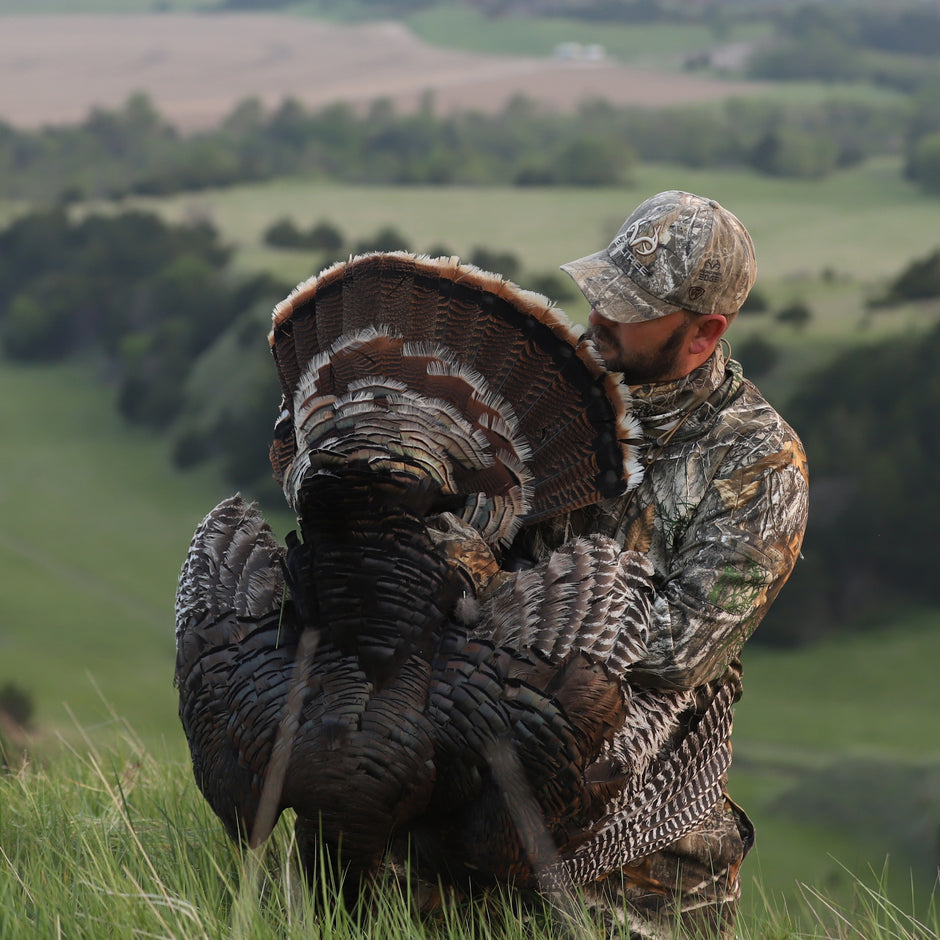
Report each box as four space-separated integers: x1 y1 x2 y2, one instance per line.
515 190 809 938
421 191 807 937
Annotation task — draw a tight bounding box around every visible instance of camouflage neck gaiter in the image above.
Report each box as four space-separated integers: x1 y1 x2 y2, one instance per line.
627 346 742 445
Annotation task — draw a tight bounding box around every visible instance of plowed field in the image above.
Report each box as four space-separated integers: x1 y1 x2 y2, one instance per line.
0 14 762 130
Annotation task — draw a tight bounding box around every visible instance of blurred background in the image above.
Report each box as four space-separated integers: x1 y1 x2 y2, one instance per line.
1 0 939 927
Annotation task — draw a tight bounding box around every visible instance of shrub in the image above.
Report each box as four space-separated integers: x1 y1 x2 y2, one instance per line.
869 248 940 307
740 288 770 315
734 335 780 380
263 216 307 248
775 300 813 328
0 683 34 728
906 131 940 194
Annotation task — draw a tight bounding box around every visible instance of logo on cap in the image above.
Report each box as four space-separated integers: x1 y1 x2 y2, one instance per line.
613 218 660 259
698 260 722 284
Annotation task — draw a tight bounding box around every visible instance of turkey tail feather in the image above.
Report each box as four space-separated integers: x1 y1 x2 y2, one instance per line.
269 253 641 540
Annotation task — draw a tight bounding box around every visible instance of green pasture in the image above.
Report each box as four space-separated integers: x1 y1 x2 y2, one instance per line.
401 2 769 65
124 157 938 298
0 361 288 747
732 613 940 916
739 611 940 762
117 157 940 409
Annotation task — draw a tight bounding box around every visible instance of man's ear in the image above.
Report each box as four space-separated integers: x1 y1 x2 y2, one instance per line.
688 314 728 356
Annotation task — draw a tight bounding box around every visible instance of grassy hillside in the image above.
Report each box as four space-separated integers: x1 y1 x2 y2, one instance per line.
0 361 290 747
3 160 940 927
12 157 937 736
733 612 940 918
2 350 939 922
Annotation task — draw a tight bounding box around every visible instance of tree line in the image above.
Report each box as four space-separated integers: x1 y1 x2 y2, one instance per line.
1 87 936 205
768 322 940 645
3 0 939 198
2 207 939 647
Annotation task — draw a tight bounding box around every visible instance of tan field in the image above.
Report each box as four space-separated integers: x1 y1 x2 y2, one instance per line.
0 13 763 130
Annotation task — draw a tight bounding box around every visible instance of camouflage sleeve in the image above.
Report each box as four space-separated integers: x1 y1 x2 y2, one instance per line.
627 437 808 691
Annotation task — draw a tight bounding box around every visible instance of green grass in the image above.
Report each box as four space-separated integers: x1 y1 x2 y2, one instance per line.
731 608 940 919
1 728 937 939
402 2 767 65
0 361 289 746
738 608 940 761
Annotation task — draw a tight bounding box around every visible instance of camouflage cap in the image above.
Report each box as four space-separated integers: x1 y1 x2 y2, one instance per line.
560 191 757 323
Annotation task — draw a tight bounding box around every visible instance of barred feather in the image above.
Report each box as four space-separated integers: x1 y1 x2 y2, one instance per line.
477 535 654 672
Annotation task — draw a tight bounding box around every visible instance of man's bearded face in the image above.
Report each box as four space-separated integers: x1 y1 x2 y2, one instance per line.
586 311 694 385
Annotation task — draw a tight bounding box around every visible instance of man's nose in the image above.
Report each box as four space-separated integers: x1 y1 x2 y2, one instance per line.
588 307 608 327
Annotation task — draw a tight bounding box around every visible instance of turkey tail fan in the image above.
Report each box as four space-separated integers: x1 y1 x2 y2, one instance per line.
281 330 532 545
269 252 642 544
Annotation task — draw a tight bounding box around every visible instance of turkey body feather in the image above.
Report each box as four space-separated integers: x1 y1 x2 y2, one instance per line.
175 252 734 900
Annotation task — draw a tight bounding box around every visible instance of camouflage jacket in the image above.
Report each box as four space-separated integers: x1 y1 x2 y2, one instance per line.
513 347 809 692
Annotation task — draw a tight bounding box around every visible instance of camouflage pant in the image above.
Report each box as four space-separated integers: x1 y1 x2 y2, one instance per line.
579 797 754 940
388 795 752 939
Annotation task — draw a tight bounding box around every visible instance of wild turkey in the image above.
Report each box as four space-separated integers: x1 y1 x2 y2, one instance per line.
175 252 736 903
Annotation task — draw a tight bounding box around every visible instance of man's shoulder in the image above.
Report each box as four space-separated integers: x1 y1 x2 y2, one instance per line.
709 371 806 471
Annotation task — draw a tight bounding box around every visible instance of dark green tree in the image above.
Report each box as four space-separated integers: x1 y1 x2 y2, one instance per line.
307 221 345 254
353 226 412 254
468 247 521 281
551 137 626 186
906 132 940 195
739 288 770 314
763 322 940 642
870 248 940 306
733 335 780 380
775 300 813 328
264 217 307 248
